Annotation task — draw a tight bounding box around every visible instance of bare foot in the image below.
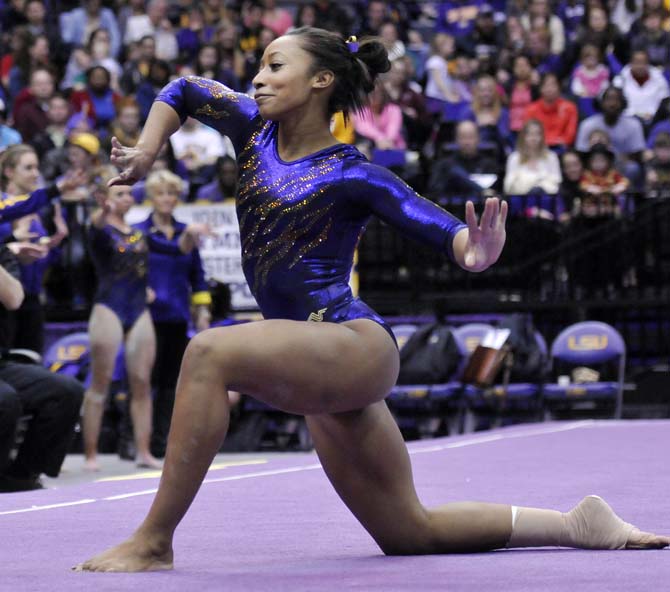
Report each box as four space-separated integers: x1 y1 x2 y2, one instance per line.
84 458 100 472
566 495 669 550
73 533 173 573
136 454 163 470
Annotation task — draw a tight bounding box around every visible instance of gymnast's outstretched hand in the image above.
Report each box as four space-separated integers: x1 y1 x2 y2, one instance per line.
454 197 507 273
108 136 156 186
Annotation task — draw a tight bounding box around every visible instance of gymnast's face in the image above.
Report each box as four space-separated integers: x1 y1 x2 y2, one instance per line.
252 36 333 121
108 185 134 216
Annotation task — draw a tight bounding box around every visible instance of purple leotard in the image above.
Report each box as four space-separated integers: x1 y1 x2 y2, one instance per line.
88 224 149 332
157 77 467 344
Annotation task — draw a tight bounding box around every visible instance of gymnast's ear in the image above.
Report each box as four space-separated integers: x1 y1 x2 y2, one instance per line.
312 69 335 90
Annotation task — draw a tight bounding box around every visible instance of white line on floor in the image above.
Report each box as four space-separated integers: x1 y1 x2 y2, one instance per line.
0 420 608 517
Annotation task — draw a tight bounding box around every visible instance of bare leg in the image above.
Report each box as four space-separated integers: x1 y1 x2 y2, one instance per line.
83 305 123 471
74 319 668 572
307 404 669 553
74 319 399 572
307 402 512 554
124 311 160 468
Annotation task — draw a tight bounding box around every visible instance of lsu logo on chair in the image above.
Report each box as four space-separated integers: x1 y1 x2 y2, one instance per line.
567 335 608 351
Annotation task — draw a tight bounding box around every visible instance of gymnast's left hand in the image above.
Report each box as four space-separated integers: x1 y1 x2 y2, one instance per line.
109 137 155 186
457 197 507 273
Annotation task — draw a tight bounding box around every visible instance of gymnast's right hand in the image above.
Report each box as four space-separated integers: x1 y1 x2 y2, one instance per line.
109 136 155 186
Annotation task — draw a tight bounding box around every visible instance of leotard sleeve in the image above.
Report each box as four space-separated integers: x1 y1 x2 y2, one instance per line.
344 160 467 262
0 186 59 224
155 76 260 154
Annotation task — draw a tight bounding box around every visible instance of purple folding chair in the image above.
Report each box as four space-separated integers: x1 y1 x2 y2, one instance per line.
388 323 464 438
43 331 126 387
543 321 626 419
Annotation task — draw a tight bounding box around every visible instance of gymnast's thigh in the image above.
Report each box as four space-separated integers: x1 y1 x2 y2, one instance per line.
88 304 125 389
186 318 399 415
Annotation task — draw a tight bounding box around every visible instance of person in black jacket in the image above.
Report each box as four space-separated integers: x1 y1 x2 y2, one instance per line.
0 244 84 492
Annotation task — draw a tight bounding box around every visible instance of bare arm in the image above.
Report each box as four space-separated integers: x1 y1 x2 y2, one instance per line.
109 102 182 186
0 259 24 310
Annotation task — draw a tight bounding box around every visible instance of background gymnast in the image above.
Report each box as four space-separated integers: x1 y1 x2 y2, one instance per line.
76 28 669 572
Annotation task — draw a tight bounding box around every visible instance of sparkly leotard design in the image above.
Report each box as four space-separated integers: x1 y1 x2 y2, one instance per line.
88 224 149 332
158 77 466 343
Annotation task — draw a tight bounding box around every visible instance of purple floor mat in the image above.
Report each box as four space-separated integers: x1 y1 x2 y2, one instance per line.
1 420 668 592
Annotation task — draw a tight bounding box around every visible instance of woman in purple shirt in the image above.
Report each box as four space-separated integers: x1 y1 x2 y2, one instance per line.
77 28 668 572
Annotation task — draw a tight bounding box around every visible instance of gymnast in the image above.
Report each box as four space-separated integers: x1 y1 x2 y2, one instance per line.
76 28 669 571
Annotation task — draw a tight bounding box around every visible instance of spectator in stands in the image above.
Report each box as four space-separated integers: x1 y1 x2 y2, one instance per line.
630 8 670 68
506 54 539 137
436 0 485 38
23 0 66 68
617 49 670 126
383 57 431 150
570 43 611 100
575 86 646 188
69 65 121 134
520 0 566 55
312 0 352 37
578 143 629 217
504 118 562 195
106 97 142 154
525 26 562 77
353 82 407 151
0 145 69 353
523 72 578 149
0 243 84 492
457 3 505 60
0 98 22 151
261 0 293 37
292 3 317 30
169 116 234 196
405 28 430 82
358 0 389 37
133 170 211 458
88 27 123 91
6 31 51 101
570 5 629 71
12 66 55 144
194 43 240 91
203 0 231 32
1 26 32 96
60 45 93 92
82 170 161 471
136 59 172 123
629 0 670 39
427 120 501 198
467 74 510 159
425 33 459 104
117 0 147 43
645 131 670 197
499 15 526 68
124 0 178 61
559 148 585 218
557 0 585 43
120 35 157 96
646 98 670 150
378 21 406 63
60 0 121 58
196 155 238 202
30 93 70 160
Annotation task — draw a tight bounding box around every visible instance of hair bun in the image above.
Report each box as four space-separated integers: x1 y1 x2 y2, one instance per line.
356 39 391 80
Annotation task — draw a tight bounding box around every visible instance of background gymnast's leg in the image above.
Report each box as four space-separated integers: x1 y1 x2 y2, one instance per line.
83 304 124 471
124 310 159 468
